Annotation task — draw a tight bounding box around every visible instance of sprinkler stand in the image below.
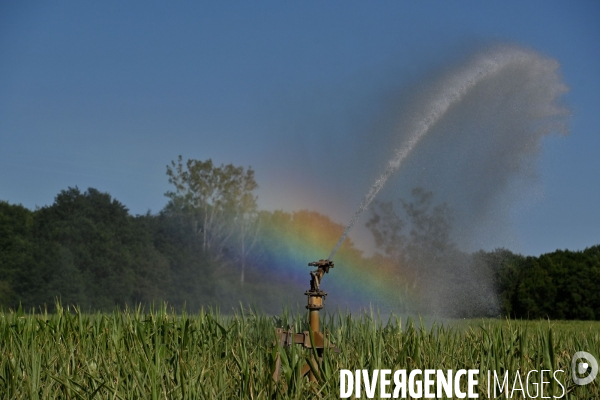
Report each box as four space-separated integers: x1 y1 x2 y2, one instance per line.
273 260 339 382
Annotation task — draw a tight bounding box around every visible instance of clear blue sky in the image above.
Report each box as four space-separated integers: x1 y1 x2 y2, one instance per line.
1 1 599 256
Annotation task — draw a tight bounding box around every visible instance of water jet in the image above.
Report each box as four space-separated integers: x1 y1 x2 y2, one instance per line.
273 43 569 379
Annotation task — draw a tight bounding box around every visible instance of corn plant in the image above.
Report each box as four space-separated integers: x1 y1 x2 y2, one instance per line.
0 303 598 399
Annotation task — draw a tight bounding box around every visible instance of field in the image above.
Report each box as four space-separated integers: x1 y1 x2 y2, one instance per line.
0 304 598 399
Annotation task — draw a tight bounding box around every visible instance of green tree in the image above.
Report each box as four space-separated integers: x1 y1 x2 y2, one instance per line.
507 246 600 320
472 247 524 316
0 201 35 307
367 187 456 288
230 167 260 284
165 156 259 284
366 188 502 317
150 210 216 310
22 187 168 310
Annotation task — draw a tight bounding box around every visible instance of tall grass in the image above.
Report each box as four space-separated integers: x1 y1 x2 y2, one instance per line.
0 303 598 399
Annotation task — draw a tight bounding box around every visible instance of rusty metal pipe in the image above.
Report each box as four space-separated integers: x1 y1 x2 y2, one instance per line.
308 309 319 382
305 260 330 383
274 260 335 382
309 310 320 333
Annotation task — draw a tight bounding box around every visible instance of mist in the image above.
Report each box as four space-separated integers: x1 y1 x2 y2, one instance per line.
265 43 571 316
330 43 570 254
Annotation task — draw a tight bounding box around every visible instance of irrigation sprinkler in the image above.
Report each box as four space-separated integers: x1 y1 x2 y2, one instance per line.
273 259 340 382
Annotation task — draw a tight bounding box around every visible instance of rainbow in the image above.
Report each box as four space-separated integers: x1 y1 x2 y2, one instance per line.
248 210 418 312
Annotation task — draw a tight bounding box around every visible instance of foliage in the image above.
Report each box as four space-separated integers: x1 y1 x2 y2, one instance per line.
366 189 499 318
366 189 600 320
0 201 34 305
499 246 600 320
0 160 598 319
164 156 260 284
6 188 169 310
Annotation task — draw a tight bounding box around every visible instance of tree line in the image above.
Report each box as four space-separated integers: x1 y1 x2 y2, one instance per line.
0 157 598 319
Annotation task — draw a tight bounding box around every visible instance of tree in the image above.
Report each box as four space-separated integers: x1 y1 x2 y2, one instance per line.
230 166 260 284
367 187 456 288
365 200 406 261
505 246 600 320
165 156 260 284
0 201 35 307
22 187 168 310
366 188 502 317
472 248 524 316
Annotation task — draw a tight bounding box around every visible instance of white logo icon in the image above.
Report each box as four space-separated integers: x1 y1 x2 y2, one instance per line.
571 351 598 386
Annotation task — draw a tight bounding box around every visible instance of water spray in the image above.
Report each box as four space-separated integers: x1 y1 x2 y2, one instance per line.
328 44 565 260
273 44 568 382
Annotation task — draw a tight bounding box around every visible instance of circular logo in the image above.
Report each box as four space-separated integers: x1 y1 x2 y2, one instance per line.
571 351 598 386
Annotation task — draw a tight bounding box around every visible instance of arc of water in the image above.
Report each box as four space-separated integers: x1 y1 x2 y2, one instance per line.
328 46 537 260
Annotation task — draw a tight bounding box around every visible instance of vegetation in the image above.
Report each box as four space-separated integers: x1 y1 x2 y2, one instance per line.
496 246 600 320
0 156 598 319
0 304 598 399
1 156 599 398
367 191 600 320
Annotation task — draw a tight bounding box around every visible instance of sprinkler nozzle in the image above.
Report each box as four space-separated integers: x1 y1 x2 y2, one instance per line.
308 260 334 269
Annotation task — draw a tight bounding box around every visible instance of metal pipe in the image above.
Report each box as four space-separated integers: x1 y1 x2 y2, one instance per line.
309 309 320 332
308 309 319 382
305 260 333 382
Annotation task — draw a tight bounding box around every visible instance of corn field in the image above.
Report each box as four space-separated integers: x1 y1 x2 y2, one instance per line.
0 303 598 399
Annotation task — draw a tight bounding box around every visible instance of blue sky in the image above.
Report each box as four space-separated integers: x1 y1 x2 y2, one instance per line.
1 1 599 257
